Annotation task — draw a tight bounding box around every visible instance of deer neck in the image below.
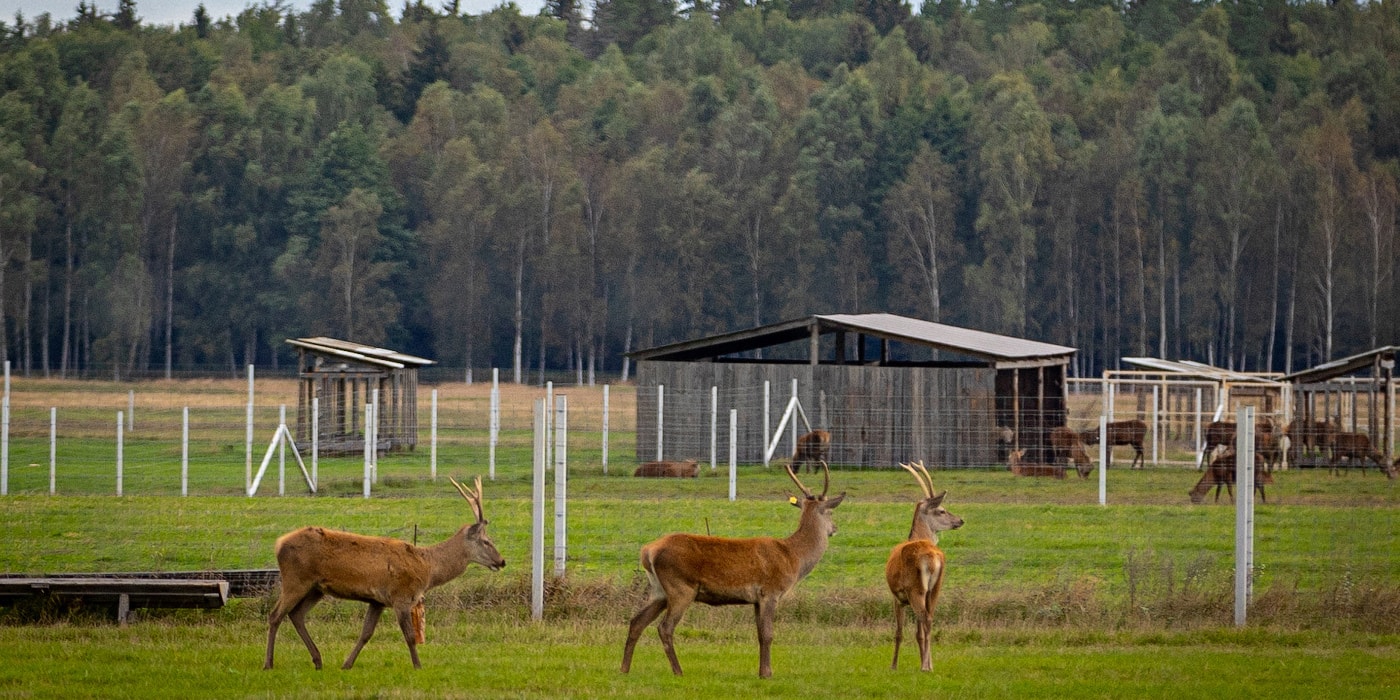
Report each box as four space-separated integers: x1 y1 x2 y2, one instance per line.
423 527 473 588
908 515 940 545
782 506 831 580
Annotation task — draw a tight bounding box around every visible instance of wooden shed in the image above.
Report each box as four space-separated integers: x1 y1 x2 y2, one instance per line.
627 314 1076 468
1283 346 1397 466
286 337 435 455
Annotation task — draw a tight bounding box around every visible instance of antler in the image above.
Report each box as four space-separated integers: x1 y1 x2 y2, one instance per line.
449 476 486 523
784 459 831 499
899 461 932 499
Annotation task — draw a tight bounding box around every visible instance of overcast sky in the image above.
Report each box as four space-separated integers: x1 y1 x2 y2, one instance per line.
4 0 547 27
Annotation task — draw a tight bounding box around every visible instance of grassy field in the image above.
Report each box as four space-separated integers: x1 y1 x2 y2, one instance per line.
1 379 1398 697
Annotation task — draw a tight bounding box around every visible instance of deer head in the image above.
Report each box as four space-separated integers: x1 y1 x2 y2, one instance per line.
785 459 845 537
899 461 964 540
449 476 506 571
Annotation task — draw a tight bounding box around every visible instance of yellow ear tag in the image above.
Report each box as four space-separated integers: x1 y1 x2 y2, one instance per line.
788 496 799 505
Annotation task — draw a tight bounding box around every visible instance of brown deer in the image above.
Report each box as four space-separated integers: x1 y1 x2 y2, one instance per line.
790 429 831 473
634 459 699 478
885 460 963 672
1048 426 1092 478
1080 419 1147 469
1189 450 1273 504
620 460 846 679
1329 432 1397 478
264 476 506 671
1008 449 1066 478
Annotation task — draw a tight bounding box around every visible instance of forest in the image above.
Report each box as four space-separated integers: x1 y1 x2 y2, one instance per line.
0 0 1397 380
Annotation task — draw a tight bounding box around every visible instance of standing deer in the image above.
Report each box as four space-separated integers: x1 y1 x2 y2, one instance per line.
1080 419 1147 469
886 460 963 672
1189 450 1273 504
1048 426 1092 478
264 476 505 670
790 429 831 473
1329 432 1397 478
620 460 846 679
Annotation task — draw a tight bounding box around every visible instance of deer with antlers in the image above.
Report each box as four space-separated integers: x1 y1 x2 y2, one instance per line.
620 460 846 679
263 476 505 670
886 460 963 672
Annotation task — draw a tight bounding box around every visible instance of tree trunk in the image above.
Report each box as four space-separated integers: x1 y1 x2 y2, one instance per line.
165 215 176 378
61 219 73 378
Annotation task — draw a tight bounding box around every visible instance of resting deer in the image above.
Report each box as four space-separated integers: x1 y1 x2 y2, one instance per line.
634 459 699 478
886 461 963 672
264 476 505 670
620 460 845 679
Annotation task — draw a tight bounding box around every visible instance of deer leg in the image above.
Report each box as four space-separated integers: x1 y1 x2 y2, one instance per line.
285 589 325 670
755 597 777 679
620 597 667 673
342 603 384 670
266 586 323 670
920 566 946 672
890 600 904 670
907 593 930 673
394 605 422 669
656 589 695 676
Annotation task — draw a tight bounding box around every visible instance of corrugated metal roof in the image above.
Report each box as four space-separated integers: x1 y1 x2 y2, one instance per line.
286 337 435 370
1121 357 1279 383
817 314 1075 360
628 313 1074 365
1281 346 1399 383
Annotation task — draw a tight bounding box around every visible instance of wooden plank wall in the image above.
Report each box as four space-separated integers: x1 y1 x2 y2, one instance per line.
636 361 1000 468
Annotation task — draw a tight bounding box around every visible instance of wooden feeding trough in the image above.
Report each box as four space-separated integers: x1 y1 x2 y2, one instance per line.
287 337 435 456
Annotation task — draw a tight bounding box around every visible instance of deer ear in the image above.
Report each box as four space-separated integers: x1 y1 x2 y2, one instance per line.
824 492 847 508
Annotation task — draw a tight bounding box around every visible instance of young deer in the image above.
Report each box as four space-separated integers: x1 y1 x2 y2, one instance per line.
886 460 963 672
620 460 845 679
263 476 505 670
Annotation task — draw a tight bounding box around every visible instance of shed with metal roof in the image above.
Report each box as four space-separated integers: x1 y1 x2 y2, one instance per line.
286 337 436 455
627 314 1077 468
1282 346 1397 464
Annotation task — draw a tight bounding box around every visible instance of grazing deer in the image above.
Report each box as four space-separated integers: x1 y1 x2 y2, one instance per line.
620 460 846 679
1329 432 1396 478
886 460 963 672
634 459 699 478
264 476 506 671
790 429 831 473
1080 419 1147 469
1008 449 1066 479
1189 450 1273 504
1048 426 1092 478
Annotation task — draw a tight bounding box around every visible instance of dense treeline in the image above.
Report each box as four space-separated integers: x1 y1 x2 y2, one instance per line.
0 0 1396 380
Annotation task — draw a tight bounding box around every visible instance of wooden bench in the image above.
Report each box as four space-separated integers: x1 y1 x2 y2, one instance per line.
0 577 230 624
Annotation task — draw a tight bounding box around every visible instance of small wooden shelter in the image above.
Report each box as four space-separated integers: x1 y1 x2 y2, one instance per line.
1283 346 1397 464
627 313 1076 467
286 337 435 455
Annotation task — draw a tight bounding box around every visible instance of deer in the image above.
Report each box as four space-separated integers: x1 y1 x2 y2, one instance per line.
1048 426 1092 478
1189 450 1273 504
1329 431 1397 478
885 460 963 672
1008 449 1066 478
790 429 831 473
1080 419 1147 469
263 476 506 671
634 459 699 478
620 460 846 679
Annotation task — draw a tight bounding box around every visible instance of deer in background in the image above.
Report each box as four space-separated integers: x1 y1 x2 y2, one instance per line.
1008 449 1066 478
264 476 505 670
620 460 846 678
1080 419 1147 469
790 429 831 473
886 460 963 672
1189 450 1273 504
1329 431 1397 478
634 459 699 478
1048 426 1092 478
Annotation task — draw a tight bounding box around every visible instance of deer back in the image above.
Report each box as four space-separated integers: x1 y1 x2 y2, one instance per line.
275 527 435 603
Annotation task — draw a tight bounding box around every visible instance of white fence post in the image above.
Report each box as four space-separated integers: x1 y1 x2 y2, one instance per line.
655 384 664 461
246 365 254 493
312 397 319 490
0 394 8 497
763 381 770 468
554 395 568 579
116 411 124 497
790 378 799 455
1235 406 1256 628
49 407 56 495
602 384 610 475
1151 386 1160 466
490 369 499 480
363 403 372 499
1195 388 1204 468
181 407 189 497
371 388 379 482
278 405 287 497
545 381 554 470
1098 414 1107 506
430 389 438 481
729 409 737 502
531 398 546 621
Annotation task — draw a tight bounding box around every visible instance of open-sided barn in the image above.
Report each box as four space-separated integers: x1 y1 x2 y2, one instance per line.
627 313 1076 468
